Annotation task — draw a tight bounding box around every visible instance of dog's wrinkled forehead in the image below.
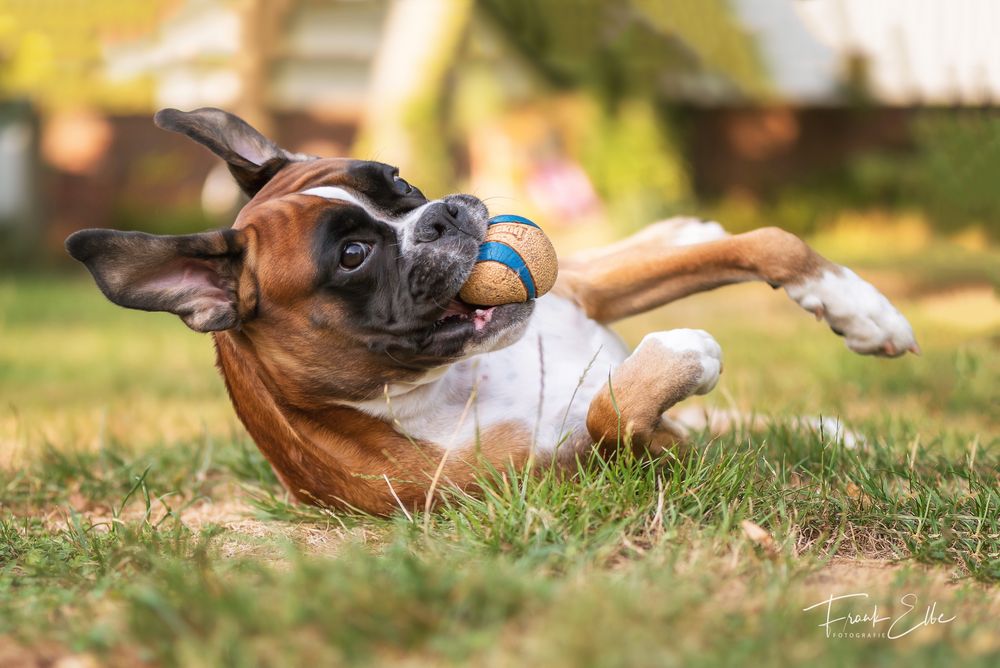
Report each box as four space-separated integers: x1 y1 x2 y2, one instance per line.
302 159 417 209
245 158 433 237
297 184 423 233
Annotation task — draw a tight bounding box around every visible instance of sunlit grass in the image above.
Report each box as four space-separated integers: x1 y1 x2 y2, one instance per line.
0 229 998 665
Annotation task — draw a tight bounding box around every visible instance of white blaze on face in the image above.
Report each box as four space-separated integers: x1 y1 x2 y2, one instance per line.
298 185 435 254
299 186 366 209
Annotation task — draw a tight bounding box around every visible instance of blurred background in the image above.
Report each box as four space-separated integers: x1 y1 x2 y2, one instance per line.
0 0 997 460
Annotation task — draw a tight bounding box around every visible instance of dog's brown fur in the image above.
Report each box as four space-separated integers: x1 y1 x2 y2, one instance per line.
214 329 533 511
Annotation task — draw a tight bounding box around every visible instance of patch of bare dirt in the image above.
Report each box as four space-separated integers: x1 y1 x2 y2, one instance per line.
0 636 150 668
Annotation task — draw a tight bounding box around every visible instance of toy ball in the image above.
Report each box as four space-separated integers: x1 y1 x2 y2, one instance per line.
459 214 558 306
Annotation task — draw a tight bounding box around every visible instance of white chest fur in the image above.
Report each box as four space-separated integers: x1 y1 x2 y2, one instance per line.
348 295 630 451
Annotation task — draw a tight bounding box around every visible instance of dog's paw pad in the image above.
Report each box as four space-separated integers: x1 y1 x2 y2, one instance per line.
639 329 722 395
785 268 918 357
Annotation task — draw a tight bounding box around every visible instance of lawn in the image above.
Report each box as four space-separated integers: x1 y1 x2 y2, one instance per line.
1 228 998 666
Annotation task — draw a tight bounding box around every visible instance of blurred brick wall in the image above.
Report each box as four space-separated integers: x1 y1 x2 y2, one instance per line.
687 107 912 198
42 112 357 257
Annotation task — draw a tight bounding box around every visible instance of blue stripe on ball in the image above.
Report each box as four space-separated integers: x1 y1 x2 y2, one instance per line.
487 214 539 229
475 241 537 299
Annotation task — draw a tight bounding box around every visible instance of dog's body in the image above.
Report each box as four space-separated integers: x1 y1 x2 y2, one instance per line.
67 109 918 514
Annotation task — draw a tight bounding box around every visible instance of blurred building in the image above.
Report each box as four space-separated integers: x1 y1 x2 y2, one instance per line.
699 0 1000 199
104 0 389 139
0 101 40 255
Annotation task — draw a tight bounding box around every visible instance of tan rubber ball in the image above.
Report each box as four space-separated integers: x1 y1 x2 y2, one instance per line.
459 217 558 306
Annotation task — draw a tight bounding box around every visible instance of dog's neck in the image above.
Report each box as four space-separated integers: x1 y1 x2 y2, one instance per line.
211 331 528 513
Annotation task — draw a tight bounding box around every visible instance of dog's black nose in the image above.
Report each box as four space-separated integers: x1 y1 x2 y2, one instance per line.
414 201 470 243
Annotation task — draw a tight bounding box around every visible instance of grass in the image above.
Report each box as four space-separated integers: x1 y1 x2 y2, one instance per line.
1 229 998 666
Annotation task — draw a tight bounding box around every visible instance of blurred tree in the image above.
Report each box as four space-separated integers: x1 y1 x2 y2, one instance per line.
355 0 769 222
578 98 691 232
236 0 296 136
353 0 473 198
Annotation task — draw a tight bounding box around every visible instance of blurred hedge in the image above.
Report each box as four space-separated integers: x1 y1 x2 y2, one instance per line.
852 111 1000 236
701 110 1000 240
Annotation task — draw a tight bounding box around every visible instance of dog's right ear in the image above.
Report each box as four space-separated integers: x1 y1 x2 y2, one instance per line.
66 227 253 333
154 107 313 197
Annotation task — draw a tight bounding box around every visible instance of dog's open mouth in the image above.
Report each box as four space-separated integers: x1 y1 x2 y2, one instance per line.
417 294 533 359
434 298 496 332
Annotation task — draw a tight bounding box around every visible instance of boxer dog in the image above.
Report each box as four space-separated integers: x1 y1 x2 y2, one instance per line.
66 108 918 514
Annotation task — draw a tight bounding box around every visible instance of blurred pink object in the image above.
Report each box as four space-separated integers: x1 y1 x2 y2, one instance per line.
525 158 601 225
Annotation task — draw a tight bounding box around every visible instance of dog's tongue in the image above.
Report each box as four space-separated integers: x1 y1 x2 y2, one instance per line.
473 306 494 331
441 298 495 331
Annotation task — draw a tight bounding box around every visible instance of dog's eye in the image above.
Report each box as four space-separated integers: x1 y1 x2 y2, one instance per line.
340 242 371 270
393 175 413 195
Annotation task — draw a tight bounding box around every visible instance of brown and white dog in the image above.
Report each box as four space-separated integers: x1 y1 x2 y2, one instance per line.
66 108 918 514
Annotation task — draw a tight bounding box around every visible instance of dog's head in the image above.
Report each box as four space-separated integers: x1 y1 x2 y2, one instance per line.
66 108 534 403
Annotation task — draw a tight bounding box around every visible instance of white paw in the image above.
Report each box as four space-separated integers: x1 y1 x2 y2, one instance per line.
638 329 722 395
785 268 919 357
659 217 729 246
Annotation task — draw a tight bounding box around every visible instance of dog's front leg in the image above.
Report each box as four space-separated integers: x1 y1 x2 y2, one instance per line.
587 329 722 455
556 223 918 357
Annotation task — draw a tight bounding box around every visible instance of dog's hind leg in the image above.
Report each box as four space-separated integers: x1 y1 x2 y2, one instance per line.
554 220 918 357
586 329 722 455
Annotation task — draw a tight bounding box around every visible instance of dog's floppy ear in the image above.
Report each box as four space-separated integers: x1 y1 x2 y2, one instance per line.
154 107 312 196
66 228 252 332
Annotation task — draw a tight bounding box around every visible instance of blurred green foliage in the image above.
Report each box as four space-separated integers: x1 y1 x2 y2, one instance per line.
578 99 691 231
852 112 1000 236
478 0 769 102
